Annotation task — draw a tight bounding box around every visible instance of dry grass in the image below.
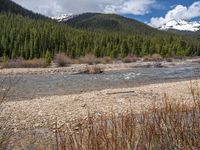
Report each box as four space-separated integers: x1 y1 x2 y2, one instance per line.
0 77 20 149
54 53 73 67
99 57 113 64
78 54 98 65
52 83 200 150
143 54 163 62
78 55 113 65
2 58 46 68
122 55 139 63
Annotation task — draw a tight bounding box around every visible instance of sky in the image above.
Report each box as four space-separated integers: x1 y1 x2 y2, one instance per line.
12 0 200 28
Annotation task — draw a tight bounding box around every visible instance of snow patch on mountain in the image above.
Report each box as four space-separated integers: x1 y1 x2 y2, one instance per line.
52 14 79 22
159 20 200 32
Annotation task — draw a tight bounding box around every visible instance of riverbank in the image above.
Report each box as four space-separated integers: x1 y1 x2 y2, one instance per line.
0 58 199 75
2 79 198 130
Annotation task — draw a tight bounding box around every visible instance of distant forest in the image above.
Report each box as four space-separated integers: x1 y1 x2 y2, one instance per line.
0 13 200 60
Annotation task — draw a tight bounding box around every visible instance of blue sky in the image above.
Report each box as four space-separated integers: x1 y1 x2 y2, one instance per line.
13 0 200 27
125 0 200 23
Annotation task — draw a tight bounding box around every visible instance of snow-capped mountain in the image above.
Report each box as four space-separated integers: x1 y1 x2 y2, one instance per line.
52 14 79 22
159 20 200 32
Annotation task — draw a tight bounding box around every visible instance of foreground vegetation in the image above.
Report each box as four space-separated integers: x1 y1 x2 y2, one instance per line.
52 85 200 150
0 81 200 149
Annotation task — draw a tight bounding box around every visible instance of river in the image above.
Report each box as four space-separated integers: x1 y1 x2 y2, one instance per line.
1 64 200 101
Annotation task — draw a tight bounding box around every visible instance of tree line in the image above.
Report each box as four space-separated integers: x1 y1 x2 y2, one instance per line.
0 13 200 60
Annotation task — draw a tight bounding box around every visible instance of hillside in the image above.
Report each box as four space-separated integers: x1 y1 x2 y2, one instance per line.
63 13 160 35
195 30 200 39
1 13 200 60
163 29 200 39
0 0 47 19
0 1 200 60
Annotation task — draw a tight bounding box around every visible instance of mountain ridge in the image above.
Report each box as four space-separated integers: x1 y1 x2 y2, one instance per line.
0 1 200 60
55 12 162 35
0 0 47 19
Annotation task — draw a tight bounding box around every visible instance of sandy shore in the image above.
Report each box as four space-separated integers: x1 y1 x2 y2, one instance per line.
2 79 198 130
0 60 195 75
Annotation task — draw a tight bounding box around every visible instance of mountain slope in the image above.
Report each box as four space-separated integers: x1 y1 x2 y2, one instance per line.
194 30 200 39
0 0 47 19
61 13 160 35
0 3 200 59
1 12 200 60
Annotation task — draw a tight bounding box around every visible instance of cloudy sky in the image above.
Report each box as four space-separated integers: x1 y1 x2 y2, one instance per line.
13 0 200 27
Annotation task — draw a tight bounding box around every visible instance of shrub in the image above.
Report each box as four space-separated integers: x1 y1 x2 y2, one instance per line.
78 54 97 65
152 54 163 61
122 55 138 63
100 56 113 64
54 53 73 67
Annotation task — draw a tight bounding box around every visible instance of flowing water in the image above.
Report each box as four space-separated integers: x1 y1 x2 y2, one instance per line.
1 64 200 101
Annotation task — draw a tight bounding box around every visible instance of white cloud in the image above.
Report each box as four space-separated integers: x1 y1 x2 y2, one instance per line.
104 0 156 15
149 1 200 28
13 0 156 17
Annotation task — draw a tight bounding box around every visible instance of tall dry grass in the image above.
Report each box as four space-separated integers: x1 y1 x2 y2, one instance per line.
53 83 200 150
122 55 139 63
143 54 163 62
78 54 113 65
2 58 46 68
0 77 20 149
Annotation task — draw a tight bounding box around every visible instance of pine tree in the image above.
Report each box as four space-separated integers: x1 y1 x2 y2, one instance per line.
2 50 7 64
45 50 51 66
121 40 129 57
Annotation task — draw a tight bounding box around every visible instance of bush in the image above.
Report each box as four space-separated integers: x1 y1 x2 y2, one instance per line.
100 56 113 64
78 54 97 65
122 55 138 63
152 54 163 61
54 53 73 67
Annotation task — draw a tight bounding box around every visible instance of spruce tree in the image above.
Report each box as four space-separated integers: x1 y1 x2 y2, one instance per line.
45 50 51 66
